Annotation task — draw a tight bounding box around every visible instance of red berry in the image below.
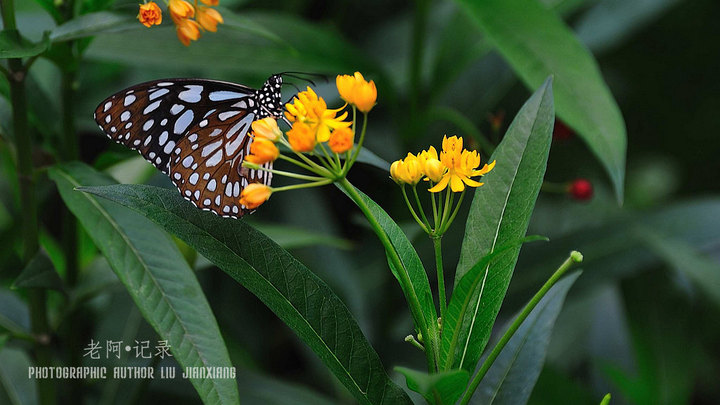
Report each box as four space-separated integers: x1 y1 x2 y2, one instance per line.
569 179 593 201
553 120 574 141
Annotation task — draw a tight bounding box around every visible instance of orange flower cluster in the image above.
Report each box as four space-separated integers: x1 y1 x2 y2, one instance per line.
136 0 223 46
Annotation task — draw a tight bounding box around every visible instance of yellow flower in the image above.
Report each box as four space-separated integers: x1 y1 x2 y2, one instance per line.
169 0 194 20
415 146 445 182
285 87 350 142
240 183 272 209
336 72 377 113
196 6 223 32
175 18 201 46
328 127 354 153
428 135 495 193
287 121 317 152
251 117 282 142
390 153 424 185
137 2 162 27
246 138 279 164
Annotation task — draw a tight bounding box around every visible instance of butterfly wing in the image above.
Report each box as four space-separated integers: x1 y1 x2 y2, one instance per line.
94 78 257 174
168 108 272 218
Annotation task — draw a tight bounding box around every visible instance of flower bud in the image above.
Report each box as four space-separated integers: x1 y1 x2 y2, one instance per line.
137 2 162 27
169 0 194 20
196 6 223 32
336 72 377 113
174 17 201 46
245 138 279 164
251 117 282 142
287 121 316 152
399 154 423 185
424 158 445 182
240 183 272 209
328 127 353 153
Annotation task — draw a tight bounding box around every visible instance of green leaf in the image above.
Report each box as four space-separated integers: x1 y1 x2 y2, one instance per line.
0 291 31 339
50 12 139 43
0 30 50 59
450 78 554 372
11 249 65 292
49 162 239 405
470 271 581 404
337 184 438 348
249 222 353 250
599 393 612 405
79 183 412 405
441 236 548 371
641 232 720 307
456 0 626 201
0 348 38 405
395 367 469 405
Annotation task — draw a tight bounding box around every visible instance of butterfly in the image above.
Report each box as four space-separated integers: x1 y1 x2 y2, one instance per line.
94 75 285 218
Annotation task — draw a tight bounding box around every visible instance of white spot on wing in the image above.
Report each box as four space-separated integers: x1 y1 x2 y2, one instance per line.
124 95 136 106
103 101 112 112
159 131 168 146
149 88 170 100
163 140 175 154
143 119 154 131
206 149 223 167
121 111 131 121
144 100 162 114
174 110 194 134
189 173 199 185
218 111 241 121
209 91 248 101
171 104 184 115
201 140 222 158
178 85 203 103
182 156 193 168
207 179 216 191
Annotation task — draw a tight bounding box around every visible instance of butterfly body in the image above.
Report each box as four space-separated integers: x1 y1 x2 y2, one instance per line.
94 75 284 218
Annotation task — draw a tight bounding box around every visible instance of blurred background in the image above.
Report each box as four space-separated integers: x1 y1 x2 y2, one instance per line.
1 0 719 403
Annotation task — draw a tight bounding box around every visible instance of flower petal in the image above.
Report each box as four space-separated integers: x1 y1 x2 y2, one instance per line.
428 175 450 193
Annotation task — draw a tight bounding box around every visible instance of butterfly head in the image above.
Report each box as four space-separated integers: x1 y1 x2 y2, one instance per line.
257 74 284 119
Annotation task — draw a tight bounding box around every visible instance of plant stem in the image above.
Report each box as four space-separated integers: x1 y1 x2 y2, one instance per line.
1 1 55 403
440 190 465 234
412 185 431 227
347 111 367 169
401 186 430 233
272 179 333 192
338 178 438 371
433 237 446 321
459 251 583 405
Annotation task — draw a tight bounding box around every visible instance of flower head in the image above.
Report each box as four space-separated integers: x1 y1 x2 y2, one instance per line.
328 127 354 153
336 72 377 113
287 121 317 152
169 0 194 20
240 183 272 209
251 117 282 142
285 87 350 142
174 17 201 46
428 135 495 193
137 2 162 27
196 6 223 32
246 138 279 164
390 153 424 185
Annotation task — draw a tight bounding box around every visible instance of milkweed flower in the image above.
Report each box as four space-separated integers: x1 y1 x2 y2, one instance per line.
390 153 424 185
199 0 219 5
175 17 201 46
168 0 194 20
240 183 272 209
328 127 353 153
336 72 377 113
246 138 279 164
285 87 350 142
287 121 317 152
251 117 282 142
137 2 162 27
428 136 495 193
196 6 223 32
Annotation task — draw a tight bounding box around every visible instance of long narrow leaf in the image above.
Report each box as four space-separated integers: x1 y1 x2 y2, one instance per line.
456 0 626 200
49 162 239 405
450 78 554 372
81 183 412 405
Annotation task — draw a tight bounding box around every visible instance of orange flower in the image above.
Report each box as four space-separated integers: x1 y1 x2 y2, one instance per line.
199 0 219 5
285 87 350 142
328 127 353 153
336 72 377 113
196 6 223 32
251 117 282 142
287 121 317 152
175 18 201 46
169 0 194 20
137 2 162 27
240 183 272 209
245 138 279 164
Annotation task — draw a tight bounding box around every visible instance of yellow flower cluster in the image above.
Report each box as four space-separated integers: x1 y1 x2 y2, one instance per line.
239 72 377 210
136 0 223 46
392 136 495 193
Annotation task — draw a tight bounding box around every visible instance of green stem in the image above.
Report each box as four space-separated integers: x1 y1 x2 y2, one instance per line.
251 165 325 182
459 251 584 405
439 190 465 234
338 178 438 371
412 185 431 228
347 112 368 169
277 153 325 174
1 2 55 404
272 179 333 192
401 186 429 234
433 237 446 321
430 184 439 229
